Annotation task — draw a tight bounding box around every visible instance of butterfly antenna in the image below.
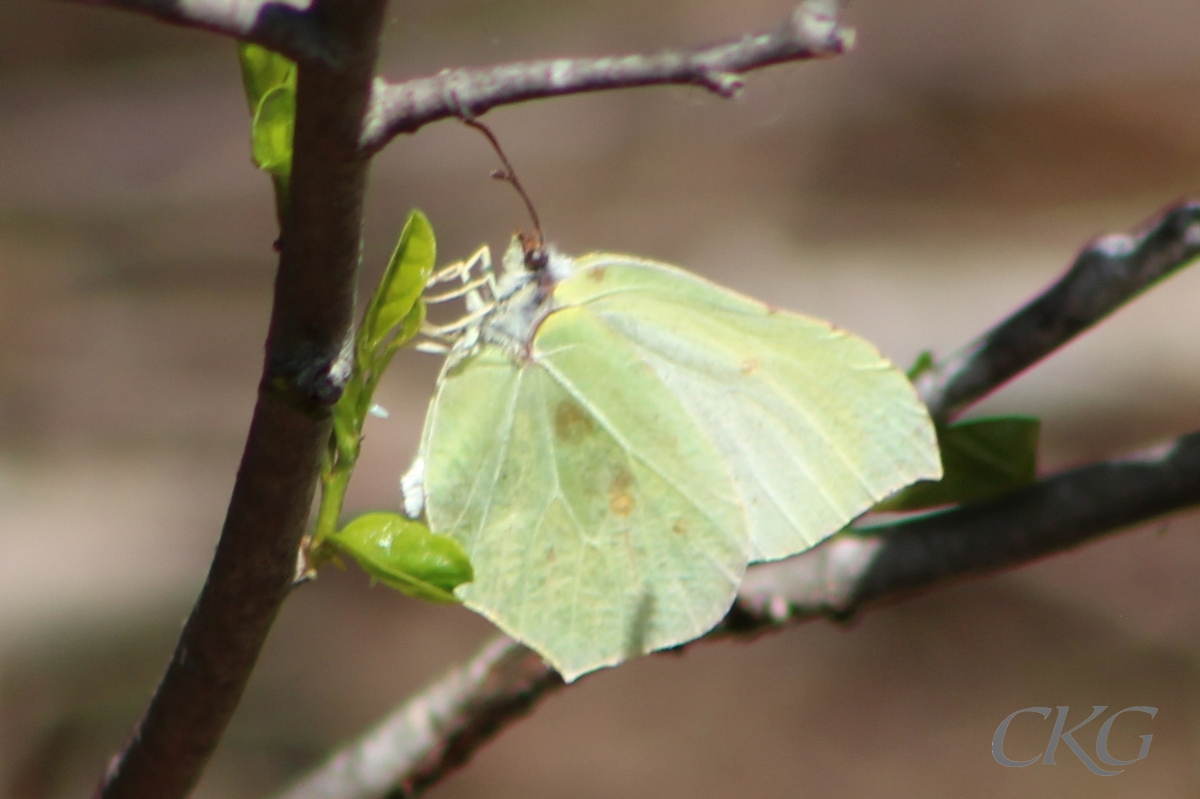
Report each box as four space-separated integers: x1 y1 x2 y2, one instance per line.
461 118 548 271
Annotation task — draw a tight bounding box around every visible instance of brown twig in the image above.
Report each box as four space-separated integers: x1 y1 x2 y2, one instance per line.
915 200 1200 422
92 1 389 798
359 0 853 150
57 0 339 65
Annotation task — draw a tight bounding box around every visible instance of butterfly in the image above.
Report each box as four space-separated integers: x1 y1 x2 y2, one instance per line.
402 237 940 680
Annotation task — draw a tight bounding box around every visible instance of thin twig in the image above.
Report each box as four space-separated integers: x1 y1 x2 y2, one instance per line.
279 637 562 799
58 0 339 65
916 200 1200 422
276 430 1200 799
359 0 853 151
92 1 389 798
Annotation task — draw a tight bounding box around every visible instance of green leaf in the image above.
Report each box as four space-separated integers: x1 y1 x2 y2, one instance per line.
251 85 295 181
875 415 1040 511
331 512 473 603
906 349 936 382
385 298 427 355
237 43 296 218
355 300 426 417
237 43 296 113
360 211 436 360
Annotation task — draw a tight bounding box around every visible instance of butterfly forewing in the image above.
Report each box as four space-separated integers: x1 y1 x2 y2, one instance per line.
556 255 942 561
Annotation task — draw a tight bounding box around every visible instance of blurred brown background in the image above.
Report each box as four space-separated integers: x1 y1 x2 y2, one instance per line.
2 0 1200 797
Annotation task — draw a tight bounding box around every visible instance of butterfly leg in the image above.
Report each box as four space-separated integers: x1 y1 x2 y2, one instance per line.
420 305 492 339
425 246 492 292
416 246 496 356
425 255 476 290
424 274 494 304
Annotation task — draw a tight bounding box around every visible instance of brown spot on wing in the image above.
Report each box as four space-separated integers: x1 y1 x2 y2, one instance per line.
588 266 607 282
554 399 595 443
608 468 636 517
672 518 688 536
740 358 758 375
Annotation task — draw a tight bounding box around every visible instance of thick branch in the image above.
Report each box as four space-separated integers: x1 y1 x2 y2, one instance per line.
58 0 339 64
916 200 1200 421
93 2 388 799
360 0 853 151
276 430 1200 799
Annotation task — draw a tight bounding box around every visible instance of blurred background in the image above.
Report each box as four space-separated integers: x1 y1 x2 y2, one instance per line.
2 0 1200 796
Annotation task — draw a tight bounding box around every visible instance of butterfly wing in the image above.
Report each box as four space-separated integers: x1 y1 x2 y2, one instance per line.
422 310 747 681
556 254 942 561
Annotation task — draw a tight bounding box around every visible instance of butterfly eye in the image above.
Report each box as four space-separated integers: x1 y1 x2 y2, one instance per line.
519 231 548 273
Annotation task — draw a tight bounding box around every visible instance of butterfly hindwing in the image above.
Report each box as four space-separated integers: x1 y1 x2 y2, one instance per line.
425 308 747 680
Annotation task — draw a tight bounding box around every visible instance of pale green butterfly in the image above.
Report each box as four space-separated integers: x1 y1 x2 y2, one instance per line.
403 237 941 681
